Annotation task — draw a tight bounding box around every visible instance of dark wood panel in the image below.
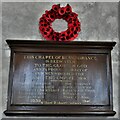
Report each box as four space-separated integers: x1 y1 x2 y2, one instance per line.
4 40 116 116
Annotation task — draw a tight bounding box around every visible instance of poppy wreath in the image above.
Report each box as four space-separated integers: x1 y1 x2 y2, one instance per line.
39 4 81 41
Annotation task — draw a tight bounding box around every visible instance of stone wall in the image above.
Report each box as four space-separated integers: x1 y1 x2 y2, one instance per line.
1 2 120 119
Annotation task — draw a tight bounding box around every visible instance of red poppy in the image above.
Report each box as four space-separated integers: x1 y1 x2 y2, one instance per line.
41 27 52 37
52 4 60 12
45 35 52 41
56 12 63 19
59 7 66 15
45 10 49 14
49 14 55 22
65 4 72 13
70 12 78 18
51 32 59 41
39 4 81 41
65 15 73 22
62 14 69 21
69 33 78 41
68 21 76 27
39 18 44 24
59 31 67 41
77 27 81 32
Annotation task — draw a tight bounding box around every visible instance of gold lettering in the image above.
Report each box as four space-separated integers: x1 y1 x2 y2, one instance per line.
24 55 97 60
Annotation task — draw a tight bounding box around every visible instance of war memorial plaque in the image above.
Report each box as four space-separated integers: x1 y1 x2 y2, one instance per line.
4 40 116 116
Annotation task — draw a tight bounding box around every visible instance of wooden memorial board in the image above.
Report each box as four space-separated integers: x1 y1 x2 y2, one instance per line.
4 40 116 116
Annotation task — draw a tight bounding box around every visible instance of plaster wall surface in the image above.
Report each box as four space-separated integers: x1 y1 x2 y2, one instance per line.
1 2 120 120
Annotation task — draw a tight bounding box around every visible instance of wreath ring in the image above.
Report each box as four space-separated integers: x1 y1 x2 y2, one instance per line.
39 4 81 41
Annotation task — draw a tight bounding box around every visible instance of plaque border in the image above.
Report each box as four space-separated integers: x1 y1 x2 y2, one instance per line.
4 40 116 116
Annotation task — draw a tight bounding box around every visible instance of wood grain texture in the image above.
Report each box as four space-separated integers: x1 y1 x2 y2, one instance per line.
4 40 116 116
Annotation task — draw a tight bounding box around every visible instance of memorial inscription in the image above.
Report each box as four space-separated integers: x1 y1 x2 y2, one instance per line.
12 54 108 106
4 40 116 116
